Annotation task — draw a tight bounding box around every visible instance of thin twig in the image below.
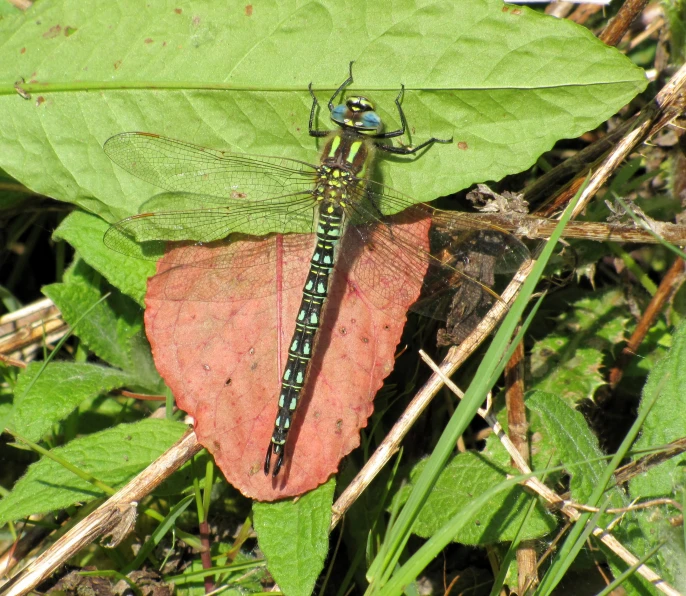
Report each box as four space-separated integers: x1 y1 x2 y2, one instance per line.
505 340 538 593
599 0 651 47
609 258 686 388
528 60 686 215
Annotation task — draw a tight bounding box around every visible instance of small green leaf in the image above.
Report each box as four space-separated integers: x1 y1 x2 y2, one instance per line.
253 478 335 596
0 419 187 524
529 289 629 404
53 211 154 305
42 257 161 389
12 361 136 441
627 321 686 589
397 452 555 545
631 320 686 497
526 392 626 512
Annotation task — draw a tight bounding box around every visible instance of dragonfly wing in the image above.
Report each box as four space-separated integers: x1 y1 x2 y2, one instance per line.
341 183 531 336
104 192 317 265
104 132 317 201
153 234 316 302
339 205 436 313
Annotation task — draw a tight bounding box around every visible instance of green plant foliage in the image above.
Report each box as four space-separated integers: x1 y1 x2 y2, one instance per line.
393 451 556 545
53 211 154 305
0 0 664 591
0 368 15 433
0 0 644 226
253 478 336 596
0 418 186 524
11 361 136 441
526 391 651 594
529 288 629 404
627 320 686 589
526 392 625 508
43 257 161 389
482 400 563 490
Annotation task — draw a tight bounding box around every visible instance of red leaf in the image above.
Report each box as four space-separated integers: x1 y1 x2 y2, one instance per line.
145 215 429 500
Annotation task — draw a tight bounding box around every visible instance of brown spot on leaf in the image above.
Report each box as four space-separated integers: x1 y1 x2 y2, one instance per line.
43 25 62 39
174 7 182 14
457 141 468 150
35 96 45 106
144 38 154 44
245 4 253 15
113 60 122 70
20 47 26 54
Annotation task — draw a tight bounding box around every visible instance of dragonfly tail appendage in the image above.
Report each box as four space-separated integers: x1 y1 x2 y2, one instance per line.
264 443 285 476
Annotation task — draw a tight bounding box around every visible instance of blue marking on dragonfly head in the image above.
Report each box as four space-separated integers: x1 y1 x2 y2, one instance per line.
331 96 382 133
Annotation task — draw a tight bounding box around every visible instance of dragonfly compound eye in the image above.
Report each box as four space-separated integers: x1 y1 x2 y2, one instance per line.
331 96 382 133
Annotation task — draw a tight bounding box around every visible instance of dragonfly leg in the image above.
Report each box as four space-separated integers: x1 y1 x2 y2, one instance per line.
372 84 407 140
309 61 356 138
375 135 453 155
308 83 329 138
373 82 453 150
327 60 355 112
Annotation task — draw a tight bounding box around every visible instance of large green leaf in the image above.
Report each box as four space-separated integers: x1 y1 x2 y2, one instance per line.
0 0 645 229
0 419 187 524
11 361 136 442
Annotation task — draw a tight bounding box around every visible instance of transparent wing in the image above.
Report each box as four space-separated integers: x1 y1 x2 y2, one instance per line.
340 180 531 326
153 234 316 302
103 192 317 265
104 133 318 202
363 179 529 273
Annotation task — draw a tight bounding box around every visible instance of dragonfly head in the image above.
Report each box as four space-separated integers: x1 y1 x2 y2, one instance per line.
330 95 383 134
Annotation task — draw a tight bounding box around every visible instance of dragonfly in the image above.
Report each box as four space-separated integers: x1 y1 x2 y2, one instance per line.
103 63 530 477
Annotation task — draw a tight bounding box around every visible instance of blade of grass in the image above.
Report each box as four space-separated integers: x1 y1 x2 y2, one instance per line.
595 541 665 596
366 179 589 593
122 494 194 574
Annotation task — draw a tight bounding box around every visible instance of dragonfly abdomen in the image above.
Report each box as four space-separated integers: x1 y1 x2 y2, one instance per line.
264 202 345 476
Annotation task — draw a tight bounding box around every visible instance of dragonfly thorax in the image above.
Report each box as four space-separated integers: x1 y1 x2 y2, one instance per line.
320 127 376 184
330 95 382 133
